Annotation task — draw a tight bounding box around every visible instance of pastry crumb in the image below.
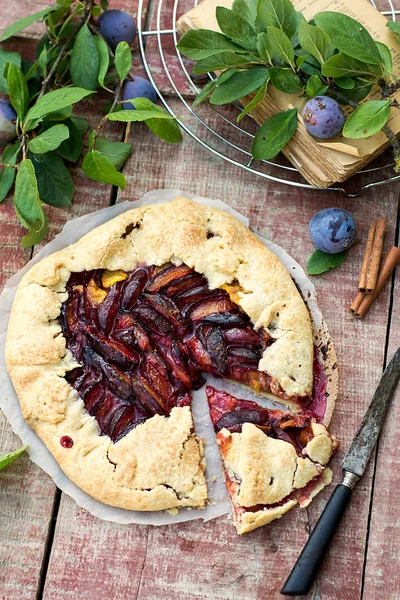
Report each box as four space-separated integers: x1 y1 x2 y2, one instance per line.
167 507 179 516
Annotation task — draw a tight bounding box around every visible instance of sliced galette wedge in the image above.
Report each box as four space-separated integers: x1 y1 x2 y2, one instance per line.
206 386 339 534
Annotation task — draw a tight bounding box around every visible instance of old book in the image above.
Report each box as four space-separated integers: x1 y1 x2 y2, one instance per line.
177 0 400 188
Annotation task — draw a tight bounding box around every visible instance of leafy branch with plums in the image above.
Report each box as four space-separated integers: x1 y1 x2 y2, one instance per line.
0 0 181 247
177 0 400 164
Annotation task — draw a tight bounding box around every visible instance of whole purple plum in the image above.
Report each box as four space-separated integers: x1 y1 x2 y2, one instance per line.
122 77 157 109
309 208 356 254
303 96 344 139
97 10 137 52
0 99 17 146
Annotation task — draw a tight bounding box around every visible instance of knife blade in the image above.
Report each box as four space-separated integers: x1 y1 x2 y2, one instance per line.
281 347 400 597
342 346 400 478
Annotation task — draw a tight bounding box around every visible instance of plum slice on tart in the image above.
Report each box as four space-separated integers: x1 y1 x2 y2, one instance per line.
61 263 328 445
206 386 338 535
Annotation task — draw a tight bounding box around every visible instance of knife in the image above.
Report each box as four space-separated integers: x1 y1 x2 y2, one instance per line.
281 346 400 597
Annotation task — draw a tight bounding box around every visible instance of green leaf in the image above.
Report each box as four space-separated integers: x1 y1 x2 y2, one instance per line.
92 138 132 170
108 109 175 122
297 20 334 65
210 67 269 104
45 6 69 37
376 41 392 73
28 124 69 154
0 49 21 94
256 0 297 39
94 36 110 89
257 32 271 63
322 54 381 79
176 29 246 60
192 51 260 75
0 8 50 42
5 62 28 123
252 107 297 160
300 60 322 78
193 79 217 107
306 74 328 98
343 100 391 139
70 116 89 137
23 58 40 82
100 0 109 10
264 26 295 69
216 6 258 52
232 0 255 26
22 59 41 100
216 68 243 85
314 12 382 65
145 117 183 143
14 158 47 246
30 152 74 206
56 0 73 8
386 20 400 44
115 41 132 82
268 67 302 93
24 88 92 129
38 46 47 78
58 13 78 40
295 54 308 69
237 80 268 121
334 77 355 90
54 118 83 162
82 151 126 189
44 105 73 122
19 213 48 248
0 446 28 471
307 249 347 275
342 78 373 103
290 10 306 46
108 98 178 122
70 24 99 91
0 142 20 202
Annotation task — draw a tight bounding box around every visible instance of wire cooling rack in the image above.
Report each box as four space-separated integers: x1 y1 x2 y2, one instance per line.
137 0 400 196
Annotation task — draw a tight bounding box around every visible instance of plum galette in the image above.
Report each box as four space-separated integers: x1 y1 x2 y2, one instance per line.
5 197 338 530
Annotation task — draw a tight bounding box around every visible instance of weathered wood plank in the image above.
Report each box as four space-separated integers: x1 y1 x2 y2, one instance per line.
0 11 128 597
42 494 149 600
0 35 56 600
360 206 400 600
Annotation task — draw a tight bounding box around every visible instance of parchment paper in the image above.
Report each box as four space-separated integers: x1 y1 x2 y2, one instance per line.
0 189 335 525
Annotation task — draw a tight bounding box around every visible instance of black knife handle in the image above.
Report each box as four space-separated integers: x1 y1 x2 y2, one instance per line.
281 483 353 596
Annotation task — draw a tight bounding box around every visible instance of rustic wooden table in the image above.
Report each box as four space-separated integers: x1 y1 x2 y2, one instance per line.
1 1 400 599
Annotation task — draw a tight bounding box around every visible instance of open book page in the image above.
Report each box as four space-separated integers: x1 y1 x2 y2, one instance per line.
178 0 400 174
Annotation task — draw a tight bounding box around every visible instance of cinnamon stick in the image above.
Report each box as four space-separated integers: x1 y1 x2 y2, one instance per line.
358 220 376 292
350 292 365 314
358 218 386 294
366 218 386 293
353 246 400 319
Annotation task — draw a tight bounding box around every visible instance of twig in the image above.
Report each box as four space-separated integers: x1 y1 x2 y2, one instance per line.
123 121 131 143
92 86 122 145
38 1 92 99
380 79 400 100
330 89 359 110
21 134 27 160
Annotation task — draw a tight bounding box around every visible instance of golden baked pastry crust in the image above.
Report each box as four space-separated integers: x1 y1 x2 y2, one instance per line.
217 423 336 534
